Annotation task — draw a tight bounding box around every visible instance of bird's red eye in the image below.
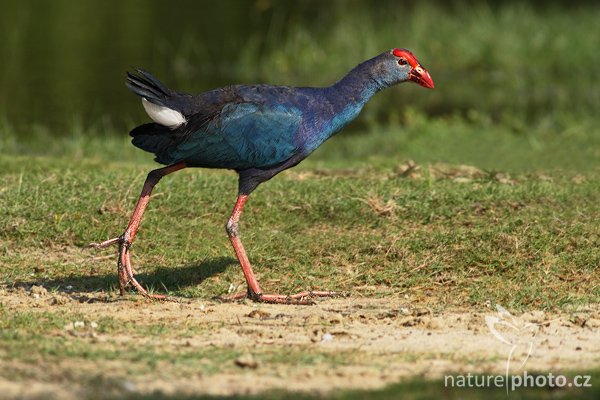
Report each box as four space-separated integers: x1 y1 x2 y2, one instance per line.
392 48 419 68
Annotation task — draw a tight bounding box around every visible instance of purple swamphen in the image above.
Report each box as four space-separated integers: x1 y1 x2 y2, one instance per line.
91 48 434 304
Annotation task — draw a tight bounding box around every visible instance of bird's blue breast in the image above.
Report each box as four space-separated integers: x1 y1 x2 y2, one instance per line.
302 102 364 154
294 87 368 156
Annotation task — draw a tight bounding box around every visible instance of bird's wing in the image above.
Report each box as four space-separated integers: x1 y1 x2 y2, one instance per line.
166 99 303 169
214 102 303 167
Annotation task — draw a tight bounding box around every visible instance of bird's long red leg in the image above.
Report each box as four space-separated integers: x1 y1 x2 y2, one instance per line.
90 162 187 298
224 194 338 305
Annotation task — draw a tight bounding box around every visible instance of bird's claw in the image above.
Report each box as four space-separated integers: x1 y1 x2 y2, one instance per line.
90 233 132 249
89 233 170 300
218 289 342 305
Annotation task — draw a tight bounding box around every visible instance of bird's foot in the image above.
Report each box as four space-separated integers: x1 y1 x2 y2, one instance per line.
89 236 121 249
220 290 342 305
89 234 169 301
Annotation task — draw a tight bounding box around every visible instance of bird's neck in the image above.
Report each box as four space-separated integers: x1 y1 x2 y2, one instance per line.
328 56 391 105
299 56 396 155
310 57 390 142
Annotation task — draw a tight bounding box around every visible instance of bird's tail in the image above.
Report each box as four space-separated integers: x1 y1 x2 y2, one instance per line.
129 123 179 164
126 70 188 163
126 69 173 107
126 69 187 129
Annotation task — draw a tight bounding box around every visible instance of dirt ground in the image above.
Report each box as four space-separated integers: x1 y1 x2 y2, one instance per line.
0 287 598 399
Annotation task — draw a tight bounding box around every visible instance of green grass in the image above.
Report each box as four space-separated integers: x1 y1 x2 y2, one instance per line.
1 117 599 310
1 117 599 399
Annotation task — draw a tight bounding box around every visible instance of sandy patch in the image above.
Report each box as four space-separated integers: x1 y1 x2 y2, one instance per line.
0 287 598 398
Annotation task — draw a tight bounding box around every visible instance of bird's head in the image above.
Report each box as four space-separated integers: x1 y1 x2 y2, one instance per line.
377 48 434 89
392 48 434 89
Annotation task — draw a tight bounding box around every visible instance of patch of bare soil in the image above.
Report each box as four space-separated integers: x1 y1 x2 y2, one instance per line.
0 287 598 399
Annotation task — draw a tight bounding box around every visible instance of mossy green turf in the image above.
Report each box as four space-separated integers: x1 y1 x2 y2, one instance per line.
1 119 599 399
1 117 599 310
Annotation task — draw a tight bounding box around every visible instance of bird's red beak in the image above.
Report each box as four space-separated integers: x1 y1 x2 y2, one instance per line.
409 65 435 89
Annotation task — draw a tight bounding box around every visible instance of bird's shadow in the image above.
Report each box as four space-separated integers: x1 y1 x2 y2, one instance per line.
16 256 237 298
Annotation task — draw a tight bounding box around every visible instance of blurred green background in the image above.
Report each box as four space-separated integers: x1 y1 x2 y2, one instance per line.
0 0 599 170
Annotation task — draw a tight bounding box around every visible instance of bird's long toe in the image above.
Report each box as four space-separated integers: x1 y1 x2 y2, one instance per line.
91 233 169 300
119 246 171 300
219 289 340 305
258 290 341 305
89 237 121 249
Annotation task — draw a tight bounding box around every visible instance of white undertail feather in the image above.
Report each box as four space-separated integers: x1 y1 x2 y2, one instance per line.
142 98 186 129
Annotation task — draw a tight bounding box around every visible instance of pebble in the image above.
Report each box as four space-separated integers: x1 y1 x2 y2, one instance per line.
227 283 235 294
304 315 321 325
322 333 334 343
122 381 137 392
30 285 47 297
247 310 271 319
426 318 441 330
49 295 70 305
330 314 344 324
234 354 258 369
